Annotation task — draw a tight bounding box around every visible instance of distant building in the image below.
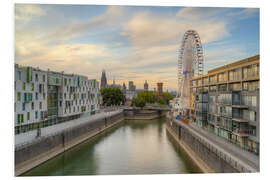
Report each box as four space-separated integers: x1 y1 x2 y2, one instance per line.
128 81 136 91
100 70 107 89
125 90 137 100
157 82 163 99
122 83 127 94
144 80 149 91
109 78 121 89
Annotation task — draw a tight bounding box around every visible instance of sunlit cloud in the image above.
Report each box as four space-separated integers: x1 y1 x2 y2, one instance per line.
15 5 259 91
15 4 46 22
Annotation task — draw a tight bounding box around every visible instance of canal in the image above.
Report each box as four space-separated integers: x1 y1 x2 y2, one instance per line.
23 118 200 176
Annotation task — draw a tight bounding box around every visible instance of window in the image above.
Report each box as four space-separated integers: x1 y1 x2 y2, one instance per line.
229 83 241 91
59 101 62 107
43 93 46 100
250 126 256 136
17 71 21 80
35 111 38 119
31 83 34 91
210 75 217 83
22 103 25 111
36 92 38 100
22 82 25 91
35 74 38 82
242 95 257 107
17 92 21 101
31 102 34 110
40 102 42 109
17 114 24 124
27 112 30 120
43 75 45 82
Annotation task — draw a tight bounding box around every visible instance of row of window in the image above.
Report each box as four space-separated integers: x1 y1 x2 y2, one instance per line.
63 105 95 114
192 64 259 86
17 71 46 82
16 111 39 124
63 78 97 87
17 92 46 102
60 92 96 100
59 99 97 107
194 81 259 93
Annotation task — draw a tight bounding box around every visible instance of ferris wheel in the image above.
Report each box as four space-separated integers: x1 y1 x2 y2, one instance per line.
177 30 204 112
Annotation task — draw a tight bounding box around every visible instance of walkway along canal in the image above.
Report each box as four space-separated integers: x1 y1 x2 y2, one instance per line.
22 118 201 176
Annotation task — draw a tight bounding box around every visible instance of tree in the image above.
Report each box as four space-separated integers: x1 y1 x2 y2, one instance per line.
136 91 158 104
158 98 166 105
132 97 146 108
100 88 125 106
162 92 174 104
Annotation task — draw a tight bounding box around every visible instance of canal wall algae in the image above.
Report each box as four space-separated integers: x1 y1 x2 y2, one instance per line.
15 111 124 176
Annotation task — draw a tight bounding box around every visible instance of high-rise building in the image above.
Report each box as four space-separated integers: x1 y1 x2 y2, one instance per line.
157 82 163 99
144 80 149 91
15 64 101 135
100 70 107 89
189 55 260 155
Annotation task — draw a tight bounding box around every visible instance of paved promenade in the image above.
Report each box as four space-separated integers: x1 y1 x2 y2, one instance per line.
173 119 259 172
15 109 123 148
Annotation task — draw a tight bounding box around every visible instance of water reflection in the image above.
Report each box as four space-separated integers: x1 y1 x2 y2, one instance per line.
23 118 200 176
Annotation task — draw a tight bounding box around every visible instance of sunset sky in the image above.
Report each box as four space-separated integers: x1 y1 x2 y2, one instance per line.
15 4 259 91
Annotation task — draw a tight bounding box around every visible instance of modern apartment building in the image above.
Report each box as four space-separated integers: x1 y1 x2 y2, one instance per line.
189 55 259 155
14 64 101 135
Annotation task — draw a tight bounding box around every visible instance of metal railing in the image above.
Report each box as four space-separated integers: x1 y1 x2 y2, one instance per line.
15 109 123 150
170 119 258 172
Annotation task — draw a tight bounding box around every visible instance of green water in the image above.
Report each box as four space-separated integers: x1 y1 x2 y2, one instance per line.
23 118 200 176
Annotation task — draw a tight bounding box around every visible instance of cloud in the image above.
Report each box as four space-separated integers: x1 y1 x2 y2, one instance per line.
45 6 125 43
121 10 230 48
16 42 111 76
15 5 259 91
15 4 46 22
227 8 259 20
176 7 228 21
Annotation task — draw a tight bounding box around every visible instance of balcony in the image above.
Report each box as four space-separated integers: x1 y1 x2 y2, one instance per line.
231 104 248 109
232 128 249 137
232 118 249 123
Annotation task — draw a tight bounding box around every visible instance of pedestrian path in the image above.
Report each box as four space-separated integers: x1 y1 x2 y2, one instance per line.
174 119 259 172
15 110 123 148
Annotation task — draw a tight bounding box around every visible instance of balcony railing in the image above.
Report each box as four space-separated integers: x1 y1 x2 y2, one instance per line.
232 128 249 136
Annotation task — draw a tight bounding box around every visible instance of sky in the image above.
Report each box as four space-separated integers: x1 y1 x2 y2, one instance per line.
15 4 259 91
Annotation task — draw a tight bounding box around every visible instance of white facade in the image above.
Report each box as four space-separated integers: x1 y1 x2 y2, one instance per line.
14 64 101 135
125 90 137 100
15 65 48 128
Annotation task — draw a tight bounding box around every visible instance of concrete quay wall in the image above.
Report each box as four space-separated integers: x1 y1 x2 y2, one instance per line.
15 111 124 176
166 118 240 173
124 109 167 120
